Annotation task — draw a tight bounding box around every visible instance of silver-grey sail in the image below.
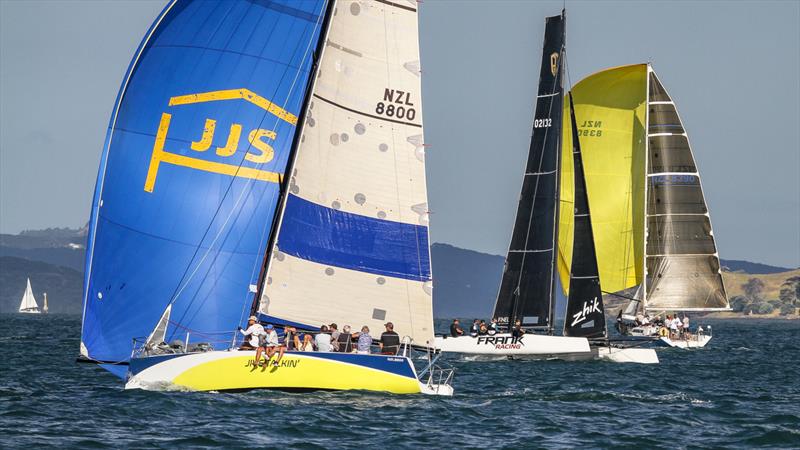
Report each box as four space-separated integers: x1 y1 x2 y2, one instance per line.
643 68 729 311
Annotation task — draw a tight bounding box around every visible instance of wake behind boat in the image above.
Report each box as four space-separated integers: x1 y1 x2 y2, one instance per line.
78 0 452 395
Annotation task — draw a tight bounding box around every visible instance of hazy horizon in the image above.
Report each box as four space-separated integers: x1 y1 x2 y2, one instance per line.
1 0 798 267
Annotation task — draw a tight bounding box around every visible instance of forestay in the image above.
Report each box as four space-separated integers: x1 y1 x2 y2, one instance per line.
493 12 565 330
80 0 327 372
257 0 435 347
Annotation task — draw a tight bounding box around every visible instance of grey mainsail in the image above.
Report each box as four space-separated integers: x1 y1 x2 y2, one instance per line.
643 68 729 311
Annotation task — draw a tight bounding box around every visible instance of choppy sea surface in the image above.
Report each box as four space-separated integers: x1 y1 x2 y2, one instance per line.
1 314 798 448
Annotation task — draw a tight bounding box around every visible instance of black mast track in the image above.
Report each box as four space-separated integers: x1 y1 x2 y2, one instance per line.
249 0 336 317
563 93 607 339
492 11 565 332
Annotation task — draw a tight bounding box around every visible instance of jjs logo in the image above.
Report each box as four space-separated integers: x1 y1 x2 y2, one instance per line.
144 89 296 193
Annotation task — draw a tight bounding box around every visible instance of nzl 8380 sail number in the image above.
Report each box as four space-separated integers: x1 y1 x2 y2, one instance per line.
534 118 552 128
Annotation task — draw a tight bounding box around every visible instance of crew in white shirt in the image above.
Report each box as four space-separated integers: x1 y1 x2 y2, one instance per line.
315 325 333 352
239 315 265 349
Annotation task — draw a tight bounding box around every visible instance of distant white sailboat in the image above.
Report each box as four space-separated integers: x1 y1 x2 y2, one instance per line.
43 292 49 314
18 278 41 314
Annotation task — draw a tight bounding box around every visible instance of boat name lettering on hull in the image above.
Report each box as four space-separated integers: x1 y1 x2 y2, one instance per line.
476 336 525 350
245 359 299 368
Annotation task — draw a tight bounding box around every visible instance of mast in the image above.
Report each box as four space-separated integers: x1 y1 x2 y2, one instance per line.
492 11 565 331
250 0 336 317
642 64 651 312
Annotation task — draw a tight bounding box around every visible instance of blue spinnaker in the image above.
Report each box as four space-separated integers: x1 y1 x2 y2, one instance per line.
81 0 326 373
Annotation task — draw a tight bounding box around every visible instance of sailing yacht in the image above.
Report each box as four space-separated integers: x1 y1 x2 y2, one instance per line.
434 11 656 364
18 278 41 314
435 11 589 358
79 0 452 395
561 64 730 349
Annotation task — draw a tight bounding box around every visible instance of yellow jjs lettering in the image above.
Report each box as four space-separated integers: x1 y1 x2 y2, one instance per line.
216 124 242 157
246 129 277 163
190 119 216 152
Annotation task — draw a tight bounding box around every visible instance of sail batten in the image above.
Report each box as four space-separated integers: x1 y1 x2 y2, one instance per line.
493 12 565 330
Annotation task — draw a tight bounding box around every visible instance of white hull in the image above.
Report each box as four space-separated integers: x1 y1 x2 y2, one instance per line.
659 335 712 348
18 309 41 314
592 346 659 364
434 333 590 356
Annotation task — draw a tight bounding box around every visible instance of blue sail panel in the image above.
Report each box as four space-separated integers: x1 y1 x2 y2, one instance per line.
277 195 432 281
80 0 326 370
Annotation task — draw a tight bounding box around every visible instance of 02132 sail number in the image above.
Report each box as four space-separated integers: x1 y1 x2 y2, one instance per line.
534 118 552 128
375 88 416 121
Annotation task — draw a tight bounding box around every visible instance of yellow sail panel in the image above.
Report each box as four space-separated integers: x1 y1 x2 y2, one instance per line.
557 98 574 294
558 64 647 294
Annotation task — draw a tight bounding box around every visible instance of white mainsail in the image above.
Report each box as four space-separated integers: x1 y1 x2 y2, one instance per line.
18 278 41 313
259 0 434 346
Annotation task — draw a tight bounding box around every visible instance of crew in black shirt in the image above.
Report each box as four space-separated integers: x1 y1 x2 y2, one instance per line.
449 319 464 337
511 320 526 338
379 322 401 355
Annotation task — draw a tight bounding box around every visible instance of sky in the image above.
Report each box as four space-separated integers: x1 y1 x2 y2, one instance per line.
1 0 798 267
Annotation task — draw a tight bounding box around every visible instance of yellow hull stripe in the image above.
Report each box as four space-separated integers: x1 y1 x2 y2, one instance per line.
171 354 421 394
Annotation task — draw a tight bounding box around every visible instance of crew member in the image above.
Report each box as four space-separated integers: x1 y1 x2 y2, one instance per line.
379 322 400 355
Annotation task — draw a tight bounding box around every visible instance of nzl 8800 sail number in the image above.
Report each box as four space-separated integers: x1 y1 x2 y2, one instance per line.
534 118 552 128
376 88 416 121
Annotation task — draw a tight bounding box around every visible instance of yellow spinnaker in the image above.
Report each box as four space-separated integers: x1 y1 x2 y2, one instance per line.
558 64 647 294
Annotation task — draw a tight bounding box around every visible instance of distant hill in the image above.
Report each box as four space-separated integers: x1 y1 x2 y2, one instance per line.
0 226 86 272
431 243 504 318
0 225 796 318
719 259 795 275
0 256 83 313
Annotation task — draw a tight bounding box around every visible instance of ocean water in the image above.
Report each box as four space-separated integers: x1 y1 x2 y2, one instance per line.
0 314 798 449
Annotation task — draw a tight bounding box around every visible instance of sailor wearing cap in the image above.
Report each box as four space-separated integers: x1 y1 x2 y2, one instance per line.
238 315 265 350
255 323 285 367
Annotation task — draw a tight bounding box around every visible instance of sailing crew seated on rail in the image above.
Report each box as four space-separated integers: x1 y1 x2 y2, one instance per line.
314 325 333 352
255 324 284 367
354 326 373 354
511 320 526 338
469 319 480 337
379 322 400 355
336 325 354 352
450 319 464 337
488 318 499 335
478 323 489 336
284 325 314 351
238 315 264 350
